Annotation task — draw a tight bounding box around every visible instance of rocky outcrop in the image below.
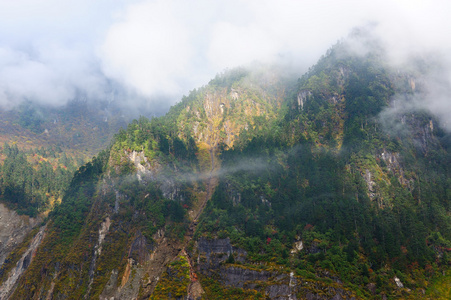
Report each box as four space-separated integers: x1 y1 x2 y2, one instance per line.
197 237 233 255
99 230 155 300
195 238 355 299
290 241 303 254
0 225 46 300
196 237 247 270
126 151 185 201
216 265 353 300
128 231 154 265
219 266 272 288
415 120 436 153
0 203 41 266
297 90 311 110
363 169 376 199
99 262 147 300
85 217 111 298
394 276 404 288
380 150 412 188
380 150 400 172
128 150 159 182
180 83 278 149
160 177 184 201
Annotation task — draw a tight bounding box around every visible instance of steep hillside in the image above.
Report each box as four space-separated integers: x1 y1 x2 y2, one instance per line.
0 68 286 299
194 44 451 299
0 99 128 216
0 43 450 299
0 99 128 291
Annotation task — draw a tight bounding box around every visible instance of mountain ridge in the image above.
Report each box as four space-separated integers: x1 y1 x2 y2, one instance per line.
0 41 450 299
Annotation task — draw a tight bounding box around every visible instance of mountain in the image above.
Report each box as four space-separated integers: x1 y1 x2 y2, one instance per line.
0 99 128 293
0 41 450 299
0 99 128 215
0 99 128 156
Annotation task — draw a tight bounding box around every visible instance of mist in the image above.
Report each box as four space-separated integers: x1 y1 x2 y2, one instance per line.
1 0 450 119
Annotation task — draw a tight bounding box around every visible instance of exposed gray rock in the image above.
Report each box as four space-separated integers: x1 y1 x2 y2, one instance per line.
230 88 239 100
99 269 118 299
99 263 145 300
297 90 311 110
367 282 376 294
129 230 154 265
128 150 153 182
380 150 400 172
85 217 111 298
290 240 303 254
195 238 355 299
266 284 293 299
198 237 233 255
197 237 247 268
394 276 404 288
0 203 41 266
363 169 376 199
0 225 46 299
220 266 272 288
160 177 183 201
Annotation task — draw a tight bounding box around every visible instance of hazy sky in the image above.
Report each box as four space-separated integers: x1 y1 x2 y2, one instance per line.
0 0 449 115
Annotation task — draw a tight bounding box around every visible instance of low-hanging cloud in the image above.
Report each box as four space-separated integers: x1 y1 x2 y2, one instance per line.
0 0 450 119
0 0 126 108
0 44 108 108
378 62 451 135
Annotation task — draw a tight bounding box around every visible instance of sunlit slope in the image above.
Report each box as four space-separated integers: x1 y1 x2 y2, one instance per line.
1 66 288 299
1 43 450 299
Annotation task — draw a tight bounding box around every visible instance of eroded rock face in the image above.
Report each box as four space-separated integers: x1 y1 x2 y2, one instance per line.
0 203 41 266
394 276 404 288
297 90 311 110
99 233 154 300
99 263 146 300
160 177 184 201
380 151 400 172
129 231 154 265
85 217 111 297
220 266 272 288
197 237 233 255
195 238 355 299
266 284 293 299
196 237 247 271
380 150 412 189
128 150 157 182
363 169 376 200
291 241 303 254
0 225 46 300
126 151 185 201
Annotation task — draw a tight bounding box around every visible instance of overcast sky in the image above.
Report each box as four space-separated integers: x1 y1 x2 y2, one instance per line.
0 0 450 116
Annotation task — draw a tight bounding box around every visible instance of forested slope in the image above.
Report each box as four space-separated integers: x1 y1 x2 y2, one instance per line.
195 43 451 298
0 41 450 299
0 99 128 216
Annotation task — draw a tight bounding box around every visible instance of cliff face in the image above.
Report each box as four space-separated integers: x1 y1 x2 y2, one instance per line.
0 225 46 300
0 203 41 266
0 203 43 299
192 237 356 300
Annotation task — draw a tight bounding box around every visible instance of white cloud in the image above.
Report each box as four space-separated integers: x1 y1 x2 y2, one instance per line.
100 0 194 97
0 0 450 118
0 0 126 108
